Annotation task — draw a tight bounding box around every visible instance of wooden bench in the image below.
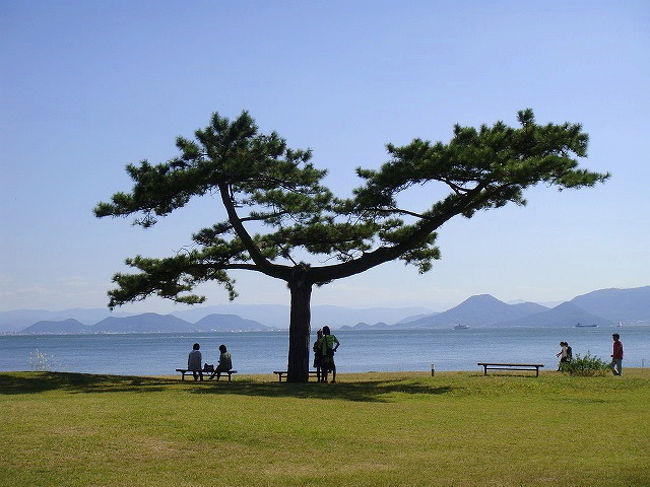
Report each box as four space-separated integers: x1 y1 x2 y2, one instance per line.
176 369 237 381
477 363 544 377
273 370 321 382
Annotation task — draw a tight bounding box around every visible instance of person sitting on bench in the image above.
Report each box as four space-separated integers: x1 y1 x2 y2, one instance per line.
188 343 203 381
210 344 233 381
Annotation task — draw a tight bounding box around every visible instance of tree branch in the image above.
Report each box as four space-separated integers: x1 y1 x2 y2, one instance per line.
239 210 290 223
310 182 489 282
438 177 475 194
218 182 289 280
363 207 436 221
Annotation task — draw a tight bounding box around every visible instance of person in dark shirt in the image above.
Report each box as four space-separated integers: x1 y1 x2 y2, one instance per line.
610 334 623 376
320 326 340 383
313 328 324 383
210 344 233 381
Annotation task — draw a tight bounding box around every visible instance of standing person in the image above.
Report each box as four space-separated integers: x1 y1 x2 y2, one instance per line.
556 342 568 371
610 334 624 376
321 326 340 383
565 342 573 363
210 344 233 381
188 343 203 381
313 328 324 383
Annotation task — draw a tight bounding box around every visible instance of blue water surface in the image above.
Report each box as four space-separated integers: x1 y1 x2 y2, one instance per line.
1 327 648 376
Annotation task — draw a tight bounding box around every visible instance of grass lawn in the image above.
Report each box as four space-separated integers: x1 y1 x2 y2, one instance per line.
1 369 649 487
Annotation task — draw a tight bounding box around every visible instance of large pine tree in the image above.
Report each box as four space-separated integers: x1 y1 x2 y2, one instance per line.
95 109 608 381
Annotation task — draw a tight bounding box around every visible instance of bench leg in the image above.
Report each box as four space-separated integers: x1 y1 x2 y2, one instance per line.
181 372 186 381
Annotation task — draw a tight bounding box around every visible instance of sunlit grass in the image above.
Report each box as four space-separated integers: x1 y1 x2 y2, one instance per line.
1 370 649 487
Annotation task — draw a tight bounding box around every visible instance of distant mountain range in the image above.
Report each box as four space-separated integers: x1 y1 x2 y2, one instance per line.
21 318 90 335
341 285 650 330
173 304 433 330
395 295 550 328
569 286 650 322
2 285 649 334
495 302 615 328
19 313 271 335
0 304 433 333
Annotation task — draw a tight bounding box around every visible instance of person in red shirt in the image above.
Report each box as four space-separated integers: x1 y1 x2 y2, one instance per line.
610 333 624 376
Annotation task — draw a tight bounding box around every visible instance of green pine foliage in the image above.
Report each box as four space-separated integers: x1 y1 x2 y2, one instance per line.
95 109 608 307
95 109 609 380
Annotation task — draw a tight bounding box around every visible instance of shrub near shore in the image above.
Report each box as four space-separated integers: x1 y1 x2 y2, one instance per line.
560 352 611 376
1 370 649 487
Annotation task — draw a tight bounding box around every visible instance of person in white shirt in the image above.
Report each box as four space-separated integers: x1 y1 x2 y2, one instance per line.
188 343 203 381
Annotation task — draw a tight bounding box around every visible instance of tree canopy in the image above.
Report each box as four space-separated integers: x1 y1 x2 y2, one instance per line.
95 109 608 381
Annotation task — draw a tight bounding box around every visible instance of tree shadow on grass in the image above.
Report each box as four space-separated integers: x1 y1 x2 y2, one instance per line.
0 371 175 395
0 372 452 402
189 380 453 402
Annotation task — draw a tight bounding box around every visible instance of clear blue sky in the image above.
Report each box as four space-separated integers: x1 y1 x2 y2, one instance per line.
1 1 649 313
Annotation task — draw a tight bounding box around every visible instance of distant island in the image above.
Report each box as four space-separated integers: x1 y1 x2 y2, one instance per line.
322 285 650 332
1 285 648 335
17 313 273 335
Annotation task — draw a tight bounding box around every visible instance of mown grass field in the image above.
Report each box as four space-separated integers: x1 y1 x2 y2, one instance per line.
1 370 649 487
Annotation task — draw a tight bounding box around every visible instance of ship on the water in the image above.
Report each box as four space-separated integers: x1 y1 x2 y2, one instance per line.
575 323 598 328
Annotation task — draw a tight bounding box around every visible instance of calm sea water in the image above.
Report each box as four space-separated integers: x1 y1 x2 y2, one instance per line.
1 327 649 376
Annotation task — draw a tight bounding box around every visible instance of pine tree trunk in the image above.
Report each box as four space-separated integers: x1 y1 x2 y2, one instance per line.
287 267 312 383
